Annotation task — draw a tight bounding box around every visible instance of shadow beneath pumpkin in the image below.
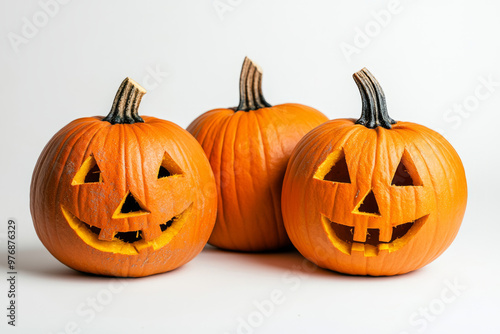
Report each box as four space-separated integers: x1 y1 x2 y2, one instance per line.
6 246 189 280
11 245 428 280
201 245 428 280
202 245 336 279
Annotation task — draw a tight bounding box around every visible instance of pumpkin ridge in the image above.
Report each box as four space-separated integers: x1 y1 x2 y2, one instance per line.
91 118 118 229
195 112 233 162
52 121 105 250
393 129 450 270
414 142 441 271
58 122 104 209
201 113 231 165
211 112 238 249
128 124 152 232
350 130 378 247
229 112 252 247
404 142 435 270
306 125 363 261
382 130 414 272
411 128 463 265
74 122 109 224
32 122 82 250
329 127 368 229
130 122 190 238
252 110 285 249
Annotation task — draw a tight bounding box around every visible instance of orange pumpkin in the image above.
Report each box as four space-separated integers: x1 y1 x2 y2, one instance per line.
30 78 217 277
187 57 328 251
282 68 467 276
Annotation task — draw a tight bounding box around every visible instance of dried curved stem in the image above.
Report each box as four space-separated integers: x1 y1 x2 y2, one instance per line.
353 68 396 129
103 78 146 124
236 57 272 111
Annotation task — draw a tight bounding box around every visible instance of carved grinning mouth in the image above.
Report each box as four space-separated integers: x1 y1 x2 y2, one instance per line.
61 204 193 255
81 218 176 244
321 214 429 257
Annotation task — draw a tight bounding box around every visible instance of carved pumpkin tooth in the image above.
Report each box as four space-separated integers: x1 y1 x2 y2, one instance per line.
363 244 378 257
378 243 390 253
97 228 116 241
353 225 367 242
351 242 365 253
378 226 393 243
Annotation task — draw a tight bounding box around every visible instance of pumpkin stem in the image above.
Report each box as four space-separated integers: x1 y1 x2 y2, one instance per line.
353 68 396 129
236 57 272 111
103 78 146 124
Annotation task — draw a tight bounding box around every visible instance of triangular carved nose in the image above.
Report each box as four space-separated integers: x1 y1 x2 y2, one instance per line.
353 190 381 217
112 191 150 219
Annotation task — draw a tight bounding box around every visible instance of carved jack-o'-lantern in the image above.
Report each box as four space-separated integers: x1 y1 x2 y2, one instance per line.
282 68 467 276
30 78 217 277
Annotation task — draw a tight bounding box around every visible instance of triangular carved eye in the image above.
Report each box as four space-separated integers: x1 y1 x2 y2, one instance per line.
314 148 351 184
391 150 423 186
158 151 183 179
72 154 103 185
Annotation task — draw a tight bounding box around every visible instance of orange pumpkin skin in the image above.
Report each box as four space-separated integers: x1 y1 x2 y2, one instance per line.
187 58 328 252
282 69 467 276
30 79 217 277
188 105 328 251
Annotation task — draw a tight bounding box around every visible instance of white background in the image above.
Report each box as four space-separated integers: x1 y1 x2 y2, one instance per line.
1 0 499 333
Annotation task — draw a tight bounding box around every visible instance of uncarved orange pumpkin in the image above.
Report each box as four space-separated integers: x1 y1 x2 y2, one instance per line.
30 78 217 277
187 58 328 251
282 68 467 276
